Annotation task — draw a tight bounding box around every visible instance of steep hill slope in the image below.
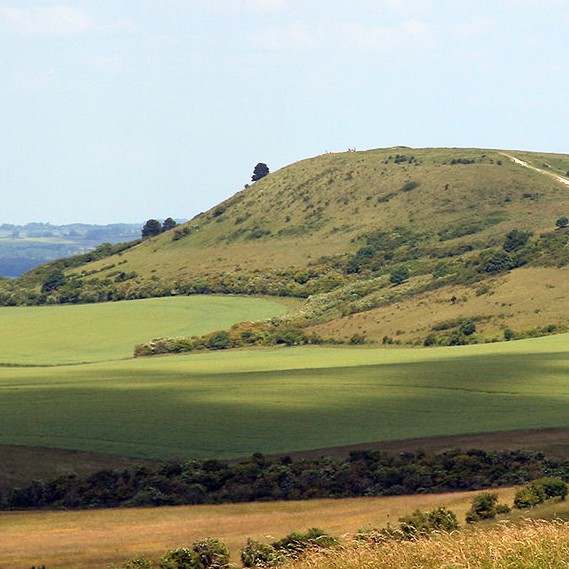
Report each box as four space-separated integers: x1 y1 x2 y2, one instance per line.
71 147 569 276
8 146 569 343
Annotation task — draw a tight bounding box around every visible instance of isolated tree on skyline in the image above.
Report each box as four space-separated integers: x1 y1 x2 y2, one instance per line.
252 163 270 182
162 217 178 232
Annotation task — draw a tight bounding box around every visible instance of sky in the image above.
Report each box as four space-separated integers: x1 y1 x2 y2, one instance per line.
1 0 567 225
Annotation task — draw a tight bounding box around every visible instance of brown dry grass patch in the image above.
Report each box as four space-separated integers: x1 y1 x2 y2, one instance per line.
284 519 569 569
311 266 569 343
0 488 516 569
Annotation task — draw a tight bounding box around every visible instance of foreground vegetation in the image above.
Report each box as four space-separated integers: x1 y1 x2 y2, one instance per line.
281 519 569 569
0 488 517 569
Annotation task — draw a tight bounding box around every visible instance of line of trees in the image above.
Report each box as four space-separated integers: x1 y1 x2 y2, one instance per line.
3 448 568 511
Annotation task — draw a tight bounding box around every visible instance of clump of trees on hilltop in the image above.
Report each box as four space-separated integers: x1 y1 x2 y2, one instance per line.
141 217 178 238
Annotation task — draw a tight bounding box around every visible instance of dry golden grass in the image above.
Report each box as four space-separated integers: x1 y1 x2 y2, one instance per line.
284 519 569 569
311 266 569 342
0 488 516 569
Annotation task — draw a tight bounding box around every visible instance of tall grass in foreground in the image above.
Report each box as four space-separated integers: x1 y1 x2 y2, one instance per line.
283 519 569 569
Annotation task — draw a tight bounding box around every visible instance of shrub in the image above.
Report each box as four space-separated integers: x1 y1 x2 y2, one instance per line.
349 333 366 345
427 506 460 531
159 548 201 569
399 507 459 538
400 181 420 192
390 266 410 285
192 537 229 568
432 262 449 278
240 539 279 567
465 492 509 523
423 334 437 347
556 216 568 229
541 477 569 500
514 477 568 509
459 319 476 336
272 528 338 559
484 250 514 273
121 556 156 568
514 485 546 509
204 331 231 350
503 229 531 252
504 328 516 341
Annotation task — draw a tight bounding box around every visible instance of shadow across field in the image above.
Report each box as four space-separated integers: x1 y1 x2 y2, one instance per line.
1 349 568 464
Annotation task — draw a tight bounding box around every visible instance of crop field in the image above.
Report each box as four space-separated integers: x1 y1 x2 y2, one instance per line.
0 322 568 459
0 295 289 365
0 487 517 569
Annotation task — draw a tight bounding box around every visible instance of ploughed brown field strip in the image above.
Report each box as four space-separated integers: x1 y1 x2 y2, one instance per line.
0 446 158 487
4 426 569 488
279 426 569 461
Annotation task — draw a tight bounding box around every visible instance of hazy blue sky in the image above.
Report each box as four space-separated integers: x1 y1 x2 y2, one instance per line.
1 0 567 224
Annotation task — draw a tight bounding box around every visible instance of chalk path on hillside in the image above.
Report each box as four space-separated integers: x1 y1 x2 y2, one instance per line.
500 151 569 186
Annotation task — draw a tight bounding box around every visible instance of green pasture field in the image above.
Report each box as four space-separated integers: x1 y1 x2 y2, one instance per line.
0 332 568 459
0 296 289 365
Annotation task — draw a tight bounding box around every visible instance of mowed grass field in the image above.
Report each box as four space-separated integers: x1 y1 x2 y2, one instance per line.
0 317 568 458
0 295 290 364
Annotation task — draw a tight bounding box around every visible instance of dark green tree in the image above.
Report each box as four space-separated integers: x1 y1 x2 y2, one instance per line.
484 250 513 273
556 216 569 229
459 319 476 336
41 268 67 294
503 229 531 252
252 163 270 182
162 217 178 232
390 265 410 285
141 219 162 238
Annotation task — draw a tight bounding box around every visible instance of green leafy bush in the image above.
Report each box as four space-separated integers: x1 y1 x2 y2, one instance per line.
159 548 201 569
484 250 514 273
465 492 509 523
240 539 280 567
390 266 410 285
459 319 476 336
271 528 338 559
514 477 568 509
192 538 229 568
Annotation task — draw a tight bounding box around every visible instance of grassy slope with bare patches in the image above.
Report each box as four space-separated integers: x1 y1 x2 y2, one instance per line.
310 266 569 343
75 147 569 277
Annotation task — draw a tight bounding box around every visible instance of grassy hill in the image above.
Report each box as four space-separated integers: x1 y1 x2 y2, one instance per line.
67 147 569 274
7 146 569 345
